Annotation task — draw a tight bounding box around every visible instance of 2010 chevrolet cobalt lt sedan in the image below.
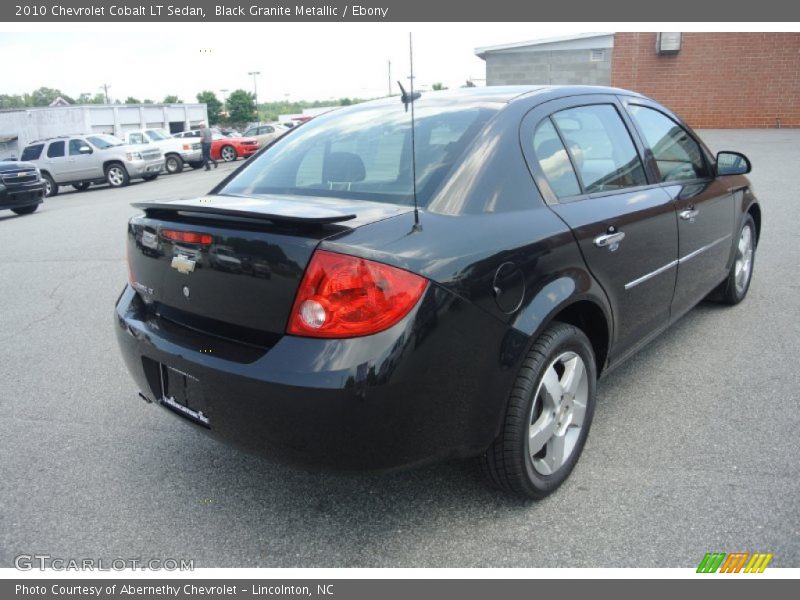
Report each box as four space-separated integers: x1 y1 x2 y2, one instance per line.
116 86 760 498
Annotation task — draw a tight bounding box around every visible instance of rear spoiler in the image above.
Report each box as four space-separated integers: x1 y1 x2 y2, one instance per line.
131 199 357 225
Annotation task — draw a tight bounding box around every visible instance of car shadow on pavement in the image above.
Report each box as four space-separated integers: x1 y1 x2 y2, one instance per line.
123 300 734 567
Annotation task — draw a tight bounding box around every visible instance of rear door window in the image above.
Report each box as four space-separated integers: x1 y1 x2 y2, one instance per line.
552 105 647 193
627 105 709 182
531 119 581 198
47 141 65 158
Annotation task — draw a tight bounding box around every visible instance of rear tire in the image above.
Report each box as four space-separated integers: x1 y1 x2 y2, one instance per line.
716 214 756 305
105 163 130 188
480 322 597 499
11 204 38 215
164 154 184 174
189 161 204 169
42 172 58 197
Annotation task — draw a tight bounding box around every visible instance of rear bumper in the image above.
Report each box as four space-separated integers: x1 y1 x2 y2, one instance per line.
0 182 45 209
114 283 522 470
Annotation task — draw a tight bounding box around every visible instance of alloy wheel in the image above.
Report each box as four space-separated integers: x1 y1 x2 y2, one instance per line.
734 224 754 295
108 167 125 187
528 351 589 476
221 146 236 162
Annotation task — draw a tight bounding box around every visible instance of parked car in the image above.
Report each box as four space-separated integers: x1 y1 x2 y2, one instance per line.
124 128 203 174
0 160 45 215
212 127 242 138
176 130 260 162
116 86 760 498
242 123 288 148
21 134 163 197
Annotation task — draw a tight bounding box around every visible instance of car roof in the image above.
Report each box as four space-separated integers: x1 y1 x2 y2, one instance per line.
362 85 646 108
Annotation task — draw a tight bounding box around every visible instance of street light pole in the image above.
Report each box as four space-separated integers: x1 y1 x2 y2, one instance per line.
100 83 111 104
248 71 260 124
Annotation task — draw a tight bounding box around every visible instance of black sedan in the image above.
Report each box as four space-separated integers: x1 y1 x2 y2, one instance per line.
0 160 44 215
116 86 759 499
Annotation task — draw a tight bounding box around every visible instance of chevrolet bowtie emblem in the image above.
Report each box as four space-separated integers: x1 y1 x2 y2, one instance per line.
171 255 196 274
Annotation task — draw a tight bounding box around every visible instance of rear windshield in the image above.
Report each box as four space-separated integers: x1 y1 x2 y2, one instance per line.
221 101 498 206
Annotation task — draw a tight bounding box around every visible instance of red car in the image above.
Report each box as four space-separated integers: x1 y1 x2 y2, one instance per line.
183 131 260 162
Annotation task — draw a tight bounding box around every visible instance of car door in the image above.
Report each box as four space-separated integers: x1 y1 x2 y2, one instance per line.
67 138 95 181
521 96 679 363
622 99 735 320
43 140 68 182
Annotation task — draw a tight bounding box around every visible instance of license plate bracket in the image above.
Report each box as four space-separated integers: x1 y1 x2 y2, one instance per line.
159 364 210 427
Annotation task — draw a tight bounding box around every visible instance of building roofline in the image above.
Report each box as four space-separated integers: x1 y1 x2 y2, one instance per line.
0 103 206 114
475 32 614 59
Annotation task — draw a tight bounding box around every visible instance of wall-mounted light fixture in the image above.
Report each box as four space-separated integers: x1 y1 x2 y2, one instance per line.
656 32 682 54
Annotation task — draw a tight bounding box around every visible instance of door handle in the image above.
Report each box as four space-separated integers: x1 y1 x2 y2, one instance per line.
593 231 626 249
680 208 699 221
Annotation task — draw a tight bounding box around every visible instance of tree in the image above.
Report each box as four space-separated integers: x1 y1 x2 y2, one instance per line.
196 90 223 125
225 89 257 125
77 92 105 104
339 97 353 106
432 82 447 91
0 94 25 109
124 96 141 104
30 87 74 106
163 95 182 103
142 99 154 104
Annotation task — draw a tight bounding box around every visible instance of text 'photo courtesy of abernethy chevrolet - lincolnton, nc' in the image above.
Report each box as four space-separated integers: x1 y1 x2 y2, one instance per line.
116 85 759 499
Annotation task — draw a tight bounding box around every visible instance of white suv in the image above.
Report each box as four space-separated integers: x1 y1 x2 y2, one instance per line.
20 134 164 197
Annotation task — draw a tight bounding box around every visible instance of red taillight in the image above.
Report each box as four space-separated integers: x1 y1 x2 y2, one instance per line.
287 250 428 338
161 229 213 245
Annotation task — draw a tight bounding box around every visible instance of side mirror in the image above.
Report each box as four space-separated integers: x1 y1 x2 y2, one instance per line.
79 146 93 154
716 151 750 176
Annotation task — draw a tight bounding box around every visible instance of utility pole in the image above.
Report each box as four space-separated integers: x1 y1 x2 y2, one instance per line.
248 71 260 124
100 83 111 104
220 88 228 111
388 60 392 96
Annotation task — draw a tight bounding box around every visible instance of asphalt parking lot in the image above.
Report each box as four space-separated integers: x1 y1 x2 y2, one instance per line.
1 131 798 569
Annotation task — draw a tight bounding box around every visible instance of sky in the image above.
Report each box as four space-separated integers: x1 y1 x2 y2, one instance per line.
0 24 605 104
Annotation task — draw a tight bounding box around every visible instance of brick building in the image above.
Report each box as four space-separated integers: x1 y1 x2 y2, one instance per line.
477 32 800 128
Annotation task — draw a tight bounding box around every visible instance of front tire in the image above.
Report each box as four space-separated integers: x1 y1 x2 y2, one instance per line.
220 145 237 162
42 172 58 197
11 204 38 216
717 215 756 305
164 154 184 174
480 322 597 499
142 174 158 182
105 163 130 188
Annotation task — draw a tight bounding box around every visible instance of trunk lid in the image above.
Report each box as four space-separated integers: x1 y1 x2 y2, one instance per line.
127 194 411 341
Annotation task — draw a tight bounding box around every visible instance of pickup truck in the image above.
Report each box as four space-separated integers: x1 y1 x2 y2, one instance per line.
123 128 203 174
0 160 45 215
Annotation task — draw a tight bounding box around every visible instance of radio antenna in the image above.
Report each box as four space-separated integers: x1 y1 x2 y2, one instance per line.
397 33 421 230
